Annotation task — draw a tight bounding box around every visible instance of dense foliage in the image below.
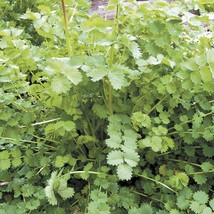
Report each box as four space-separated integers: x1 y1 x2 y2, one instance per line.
0 0 214 213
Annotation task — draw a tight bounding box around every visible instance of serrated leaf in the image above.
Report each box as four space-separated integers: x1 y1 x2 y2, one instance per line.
151 136 162 152
58 187 74 199
63 67 82 85
25 199 40 211
108 70 128 90
209 198 214 210
207 49 214 64
107 150 124 166
190 201 206 213
193 191 209 204
176 195 190 210
51 76 71 94
81 162 93 180
0 159 10 171
141 203 154 214
21 184 34 197
199 66 212 82
132 112 151 131
123 150 139 167
12 158 22 167
129 42 142 59
45 171 58 205
106 134 122 149
85 66 107 82
202 207 212 214
11 149 21 158
117 163 132 180
200 162 213 172
55 156 65 168
93 104 109 119
193 174 207 185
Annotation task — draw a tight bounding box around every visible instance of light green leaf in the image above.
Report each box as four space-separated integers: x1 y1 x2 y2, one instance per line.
151 136 162 152
51 76 71 94
106 134 122 149
62 67 82 85
117 163 132 180
207 49 214 64
200 162 213 172
107 150 124 166
86 66 107 82
193 191 209 204
58 187 74 200
199 66 212 82
132 112 151 131
123 150 139 167
129 42 142 59
108 70 129 90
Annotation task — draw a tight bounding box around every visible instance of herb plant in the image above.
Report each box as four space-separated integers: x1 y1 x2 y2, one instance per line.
0 0 214 213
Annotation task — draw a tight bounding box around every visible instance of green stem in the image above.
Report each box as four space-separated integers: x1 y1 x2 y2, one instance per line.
108 83 113 114
131 190 165 204
70 171 101 175
168 158 201 167
168 110 214 131
135 173 177 193
188 170 214 175
61 0 72 56
167 131 204 136
147 95 167 115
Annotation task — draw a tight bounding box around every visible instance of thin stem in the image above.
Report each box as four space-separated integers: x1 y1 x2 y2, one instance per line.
188 170 214 175
131 190 165 204
108 84 113 114
147 95 167 115
135 173 177 193
168 158 201 167
168 110 214 131
70 171 101 175
61 0 72 56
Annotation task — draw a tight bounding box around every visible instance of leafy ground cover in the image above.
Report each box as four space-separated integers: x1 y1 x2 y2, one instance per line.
0 0 214 213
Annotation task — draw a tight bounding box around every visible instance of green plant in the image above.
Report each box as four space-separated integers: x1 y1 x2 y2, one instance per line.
0 0 214 213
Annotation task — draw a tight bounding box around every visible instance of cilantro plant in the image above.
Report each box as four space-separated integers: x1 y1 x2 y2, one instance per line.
0 0 214 213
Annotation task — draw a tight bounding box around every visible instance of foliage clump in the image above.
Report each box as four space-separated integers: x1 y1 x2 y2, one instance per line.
0 0 214 213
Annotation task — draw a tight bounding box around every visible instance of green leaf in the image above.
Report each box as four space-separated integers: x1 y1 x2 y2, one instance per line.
106 134 122 149
150 136 162 152
190 201 205 213
55 156 65 168
58 187 74 200
199 66 213 82
107 150 124 166
207 49 214 64
176 195 190 210
0 151 10 170
209 198 214 210
21 184 34 197
132 112 151 131
193 191 209 204
85 66 107 82
117 163 132 180
45 172 58 205
193 174 207 185
81 162 93 180
141 203 154 214
202 207 212 214
108 70 129 90
51 76 71 94
25 199 40 211
200 162 213 172
123 150 139 167
129 42 142 59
